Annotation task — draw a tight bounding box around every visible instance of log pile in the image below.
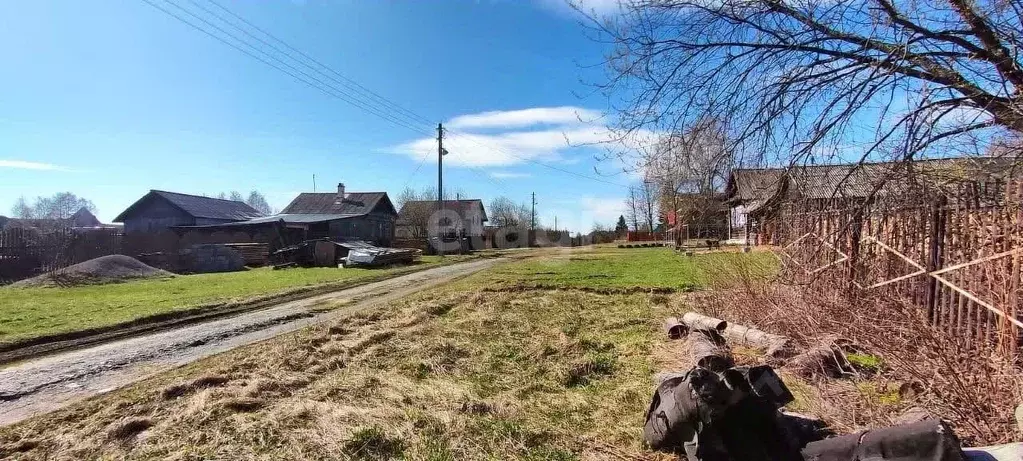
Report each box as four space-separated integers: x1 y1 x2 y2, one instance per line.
648 312 1019 460
645 315 824 460
681 312 791 357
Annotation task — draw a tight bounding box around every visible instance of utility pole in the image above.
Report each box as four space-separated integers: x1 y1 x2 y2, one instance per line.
554 216 557 233
437 123 447 256
531 192 536 230
530 192 537 247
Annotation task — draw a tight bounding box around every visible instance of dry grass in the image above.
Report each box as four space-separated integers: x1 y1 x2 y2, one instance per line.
3 246 1011 459
0 258 691 460
689 256 1023 446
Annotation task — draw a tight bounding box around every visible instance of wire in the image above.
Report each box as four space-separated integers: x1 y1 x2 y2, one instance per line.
399 150 432 191
142 0 435 139
141 0 631 189
194 0 435 131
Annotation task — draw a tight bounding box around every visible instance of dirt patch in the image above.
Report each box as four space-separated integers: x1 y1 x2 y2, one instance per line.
219 397 264 413
161 374 231 400
106 417 154 441
11 255 172 288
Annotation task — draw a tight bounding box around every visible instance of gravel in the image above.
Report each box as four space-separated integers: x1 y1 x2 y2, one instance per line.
12 255 172 288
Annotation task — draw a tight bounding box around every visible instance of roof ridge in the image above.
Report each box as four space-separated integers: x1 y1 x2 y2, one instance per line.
152 189 249 203
298 191 387 195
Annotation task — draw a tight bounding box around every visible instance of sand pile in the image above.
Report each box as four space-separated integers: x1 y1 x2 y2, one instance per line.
12 255 173 288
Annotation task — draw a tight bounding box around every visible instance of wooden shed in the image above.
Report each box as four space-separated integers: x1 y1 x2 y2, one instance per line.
113 190 264 234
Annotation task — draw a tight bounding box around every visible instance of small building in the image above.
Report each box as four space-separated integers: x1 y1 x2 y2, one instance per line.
168 184 399 247
272 184 398 245
114 190 264 234
724 157 1016 245
724 169 785 244
396 199 488 239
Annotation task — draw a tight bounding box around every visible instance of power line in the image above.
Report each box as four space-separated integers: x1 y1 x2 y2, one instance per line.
196 0 435 130
399 150 432 191
142 0 434 139
141 0 441 186
143 0 631 189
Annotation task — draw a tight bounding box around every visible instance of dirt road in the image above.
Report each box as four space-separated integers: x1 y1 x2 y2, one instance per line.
0 258 501 426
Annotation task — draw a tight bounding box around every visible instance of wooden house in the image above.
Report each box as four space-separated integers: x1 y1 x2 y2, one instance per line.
725 157 1017 245
395 199 488 239
168 184 398 247
273 184 398 245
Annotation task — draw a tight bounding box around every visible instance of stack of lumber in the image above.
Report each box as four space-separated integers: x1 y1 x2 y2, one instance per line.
222 243 269 267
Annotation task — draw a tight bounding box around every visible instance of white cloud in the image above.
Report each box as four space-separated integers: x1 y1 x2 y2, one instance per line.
489 171 532 179
0 160 67 171
448 106 602 130
392 116 620 168
389 106 660 168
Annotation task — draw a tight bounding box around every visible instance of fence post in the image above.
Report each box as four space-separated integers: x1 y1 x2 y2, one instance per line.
925 196 946 324
848 205 863 285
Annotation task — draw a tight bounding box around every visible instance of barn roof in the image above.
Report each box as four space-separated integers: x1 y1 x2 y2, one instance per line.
397 200 488 223
113 190 263 222
281 192 395 216
172 214 363 229
724 169 785 213
726 157 1019 212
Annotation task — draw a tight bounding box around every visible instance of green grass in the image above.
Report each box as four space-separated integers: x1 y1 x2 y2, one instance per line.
0 257 669 459
482 246 777 291
0 256 460 345
847 352 883 372
0 246 786 459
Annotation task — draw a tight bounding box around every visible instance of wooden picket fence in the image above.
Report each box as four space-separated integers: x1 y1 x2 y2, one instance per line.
0 227 123 283
776 179 1023 359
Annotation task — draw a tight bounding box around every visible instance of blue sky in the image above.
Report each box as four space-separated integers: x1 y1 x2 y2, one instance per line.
0 0 634 232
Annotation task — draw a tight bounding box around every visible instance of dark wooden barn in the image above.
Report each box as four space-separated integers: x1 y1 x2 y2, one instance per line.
276 184 397 245
180 184 399 247
113 190 264 234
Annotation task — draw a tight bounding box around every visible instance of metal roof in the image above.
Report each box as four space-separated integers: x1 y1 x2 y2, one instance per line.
725 170 785 203
114 190 263 222
281 192 392 216
727 157 1019 206
173 213 362 229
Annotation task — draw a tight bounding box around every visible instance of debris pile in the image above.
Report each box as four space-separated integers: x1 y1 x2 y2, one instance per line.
271 239 419 269
645 312 1022 461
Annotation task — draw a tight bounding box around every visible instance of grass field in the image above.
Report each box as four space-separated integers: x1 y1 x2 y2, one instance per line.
484 246 777 291
0 255 468 346
0 246 775 460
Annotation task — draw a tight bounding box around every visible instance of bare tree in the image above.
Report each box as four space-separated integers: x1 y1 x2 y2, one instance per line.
11 196 32 218
246 191 274 215
638 180 658 232
395 187 474 238
591 0 1023 171
624 186 641 231
489 196 531 227
14 193 97 220
644 119 732 231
